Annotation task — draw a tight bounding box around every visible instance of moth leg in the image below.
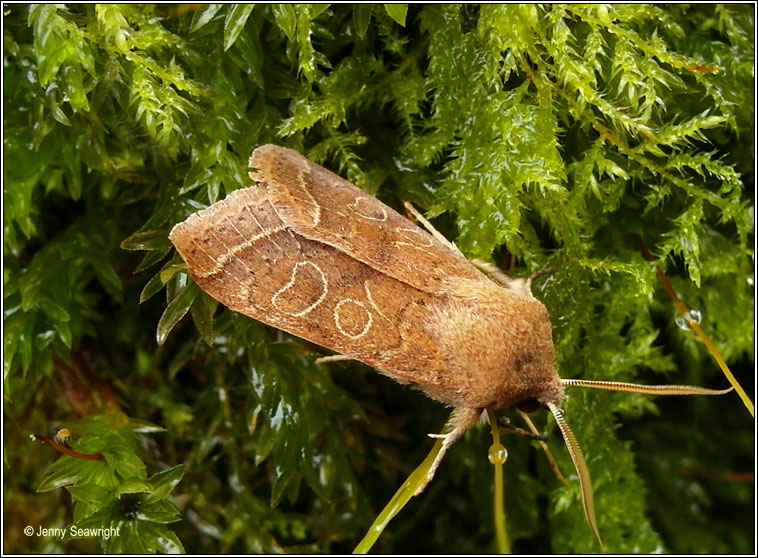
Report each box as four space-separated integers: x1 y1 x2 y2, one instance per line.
471 259 533 299
471 259 518 287
472 260 556 299
403 201 462 255
497 415 548 441
414 406 482 496
516 409 569 487
315 355 355 364
525 267 556 290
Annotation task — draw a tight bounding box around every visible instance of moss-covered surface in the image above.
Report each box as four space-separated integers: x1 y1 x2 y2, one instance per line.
4 4 754 553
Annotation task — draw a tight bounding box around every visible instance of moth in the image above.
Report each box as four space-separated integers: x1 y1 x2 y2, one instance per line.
169 144 730 544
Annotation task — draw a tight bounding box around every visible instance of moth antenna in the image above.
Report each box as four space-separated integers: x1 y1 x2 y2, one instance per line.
561 378 733 396
517 410 569 487
402 201 462 254
547 402 603 550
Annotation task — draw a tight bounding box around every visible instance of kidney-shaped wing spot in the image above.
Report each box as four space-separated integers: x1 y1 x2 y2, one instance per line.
271 261 329 317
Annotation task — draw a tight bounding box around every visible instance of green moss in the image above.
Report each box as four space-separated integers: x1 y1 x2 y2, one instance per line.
4 4 753 553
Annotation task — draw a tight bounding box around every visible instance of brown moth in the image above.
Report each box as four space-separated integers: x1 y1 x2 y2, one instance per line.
169 144 730 544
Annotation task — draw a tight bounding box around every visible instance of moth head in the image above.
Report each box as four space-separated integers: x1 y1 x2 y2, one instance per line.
535 379 733 548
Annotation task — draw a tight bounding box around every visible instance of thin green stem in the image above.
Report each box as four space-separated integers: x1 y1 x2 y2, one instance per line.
352 426 445 554
689 321 754 417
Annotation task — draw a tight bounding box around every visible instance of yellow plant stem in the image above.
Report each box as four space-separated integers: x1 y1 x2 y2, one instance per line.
688 321 754 417
636 236 754 417
486 407 511 554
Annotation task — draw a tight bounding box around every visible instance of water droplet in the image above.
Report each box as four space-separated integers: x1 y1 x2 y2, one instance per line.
675 309 702 330
488 443 508 465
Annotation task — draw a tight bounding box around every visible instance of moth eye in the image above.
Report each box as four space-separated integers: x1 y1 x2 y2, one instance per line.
516 398 541 413
514 350 535 371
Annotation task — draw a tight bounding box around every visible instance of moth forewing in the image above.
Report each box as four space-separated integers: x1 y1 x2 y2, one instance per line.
170 185 449 391
171 145 565 417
